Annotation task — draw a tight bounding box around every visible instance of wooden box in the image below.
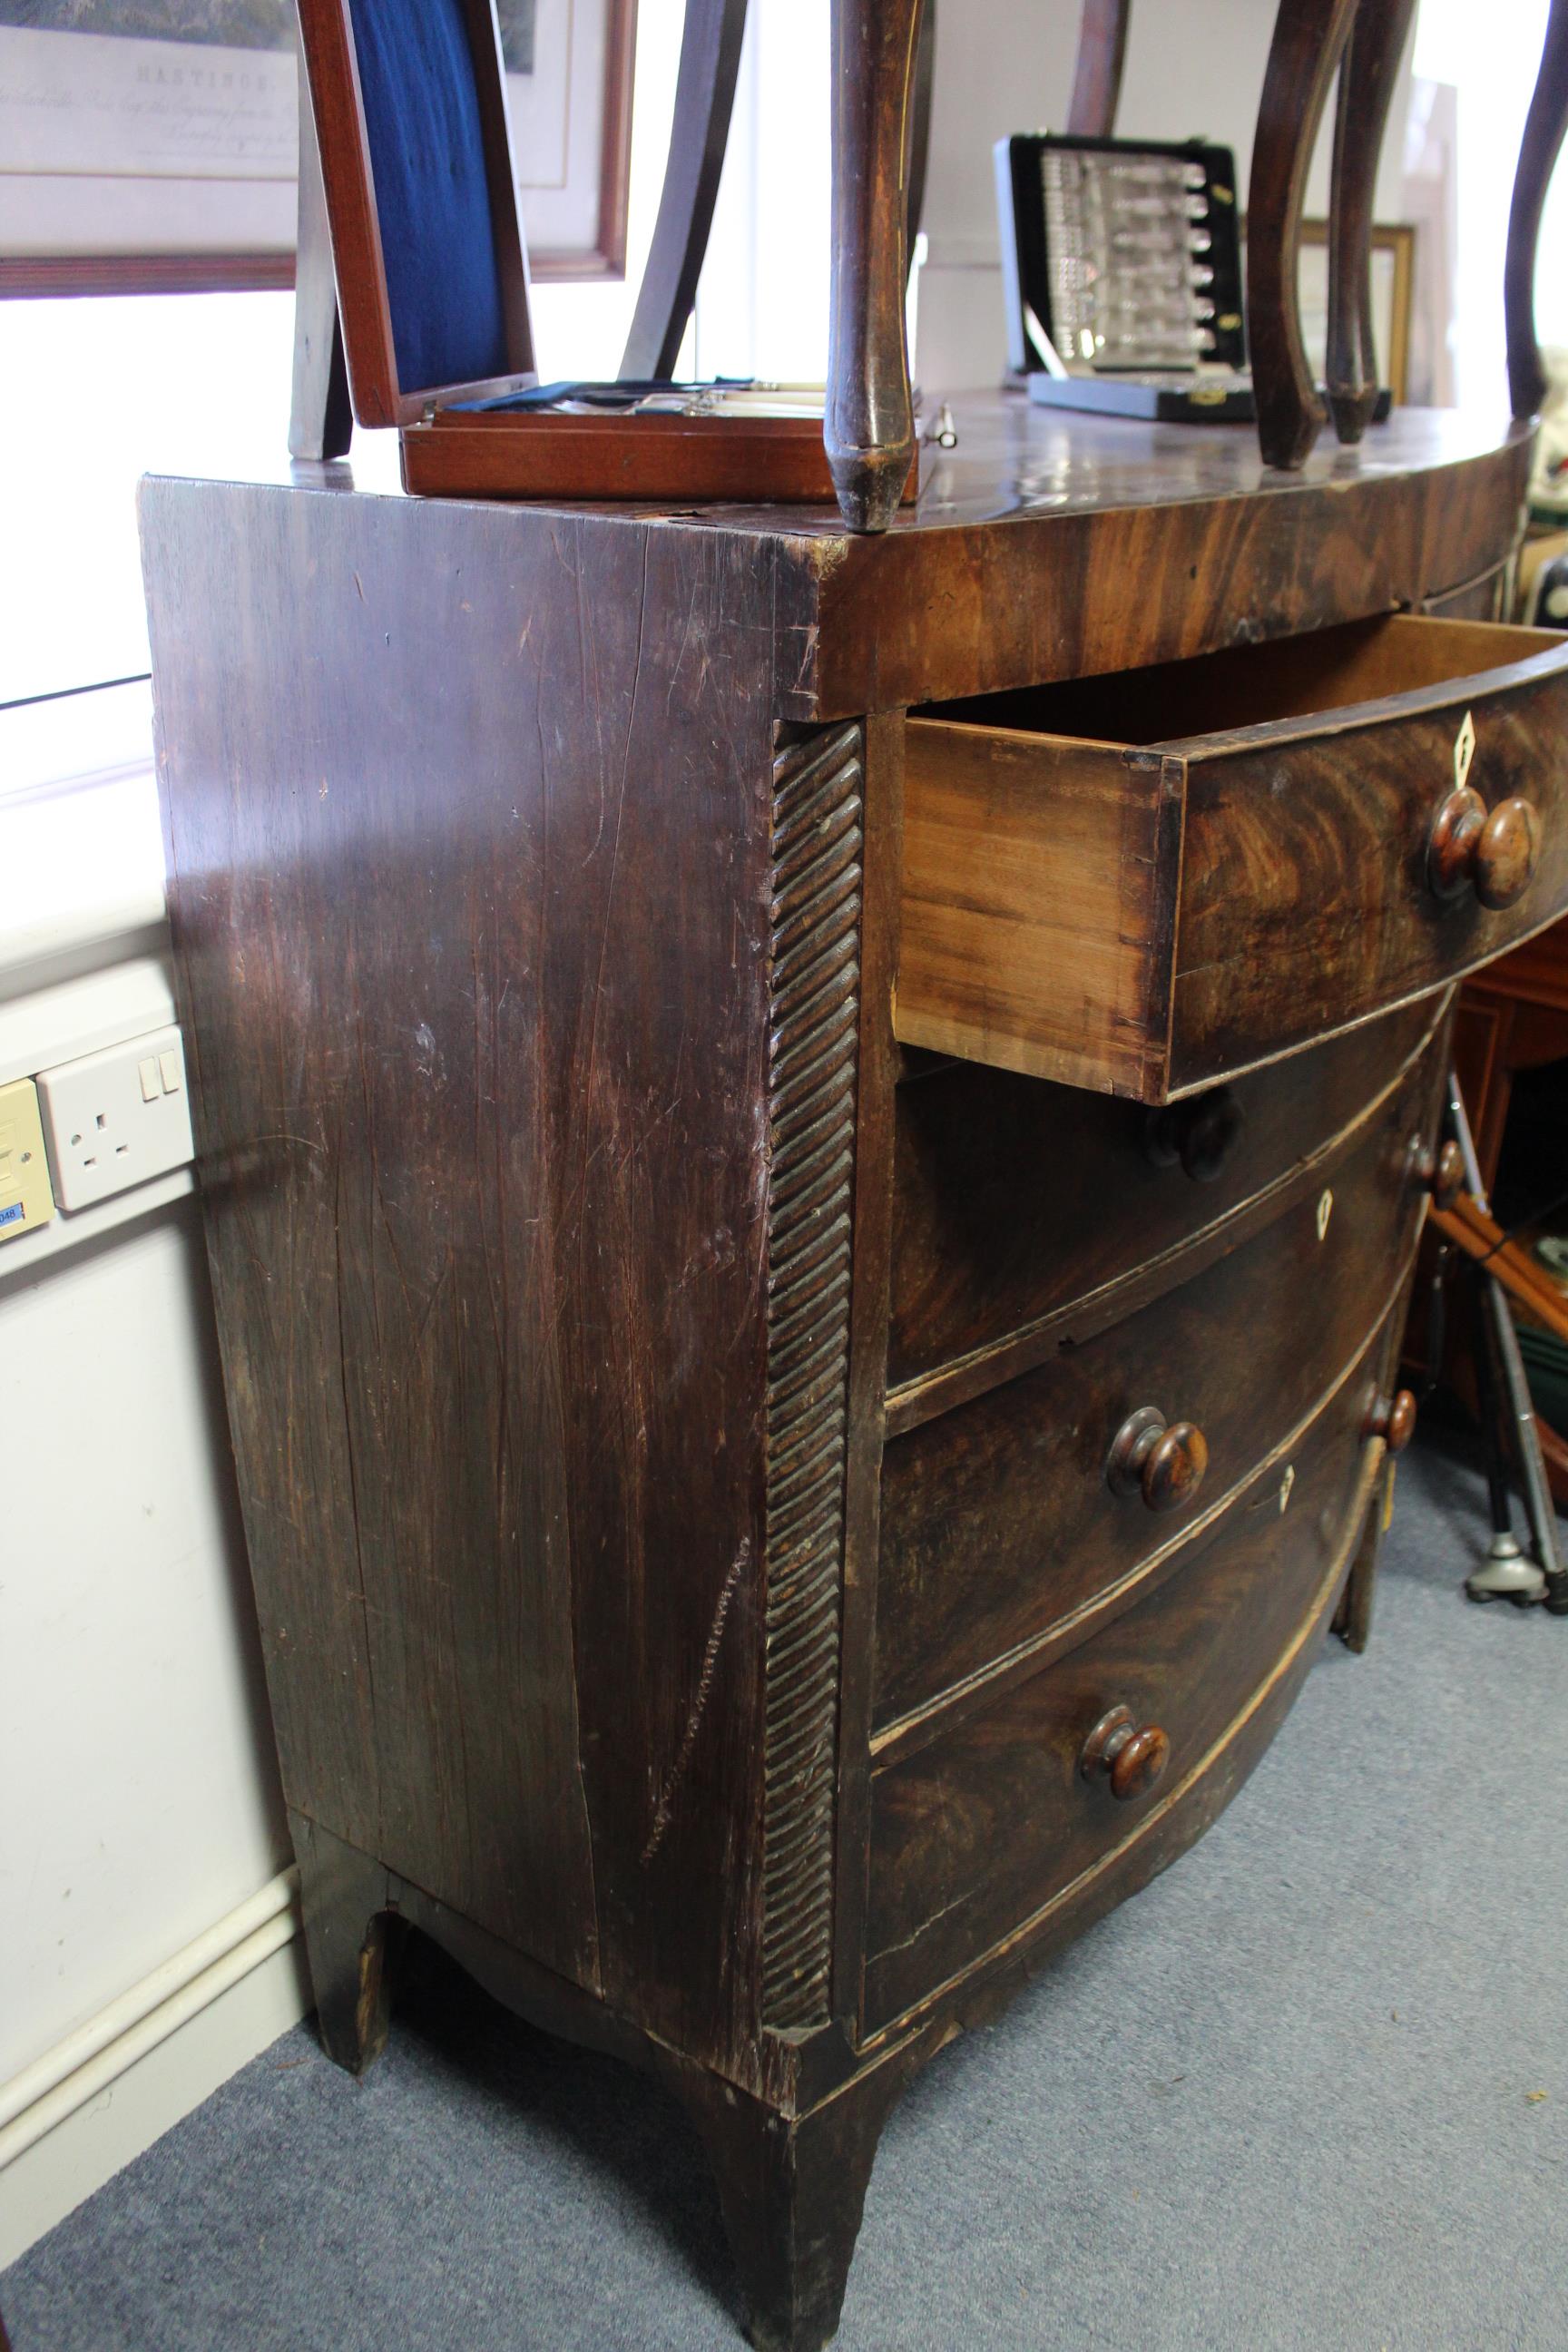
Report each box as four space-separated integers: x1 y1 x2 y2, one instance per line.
297 0 853 504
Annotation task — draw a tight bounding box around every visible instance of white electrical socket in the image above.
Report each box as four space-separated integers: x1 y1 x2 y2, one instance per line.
36 1024 196 1212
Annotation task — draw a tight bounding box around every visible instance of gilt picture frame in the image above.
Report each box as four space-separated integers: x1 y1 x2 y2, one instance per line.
0 0 637 294
1296 219 1416 407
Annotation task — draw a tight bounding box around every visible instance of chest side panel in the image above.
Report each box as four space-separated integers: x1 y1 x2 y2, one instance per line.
142 481 779 2074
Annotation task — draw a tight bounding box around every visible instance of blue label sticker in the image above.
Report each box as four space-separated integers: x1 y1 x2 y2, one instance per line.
0 1200 25 1230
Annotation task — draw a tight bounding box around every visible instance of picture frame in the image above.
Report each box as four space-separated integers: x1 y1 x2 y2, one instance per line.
1296 220 1416 407
0 0 637 296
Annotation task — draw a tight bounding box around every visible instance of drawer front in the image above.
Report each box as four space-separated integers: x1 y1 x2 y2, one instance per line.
888 992 1440 1405
874 1024 1444 1730
1169 639 1568 1092
899 614 1568 1103
864 1323 1395 2033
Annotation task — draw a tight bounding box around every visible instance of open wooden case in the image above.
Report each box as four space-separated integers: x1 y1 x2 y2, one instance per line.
297 0 871 505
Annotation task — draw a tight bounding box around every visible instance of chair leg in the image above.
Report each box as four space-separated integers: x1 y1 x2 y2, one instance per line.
1248 0 1360 470
1506 0 1568 420
1327 0 1416 443
289 24 352 465
618 0 750 381
826 0 925 533
1065 0 1132 140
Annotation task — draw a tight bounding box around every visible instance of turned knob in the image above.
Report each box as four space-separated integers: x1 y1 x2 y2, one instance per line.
1142 1086 1245 1182
1080 1704 1171 1801
1411 1135 1465 1211
1427 786 1540 909
1106 1406 1209 1511
1367 1388 1417 1455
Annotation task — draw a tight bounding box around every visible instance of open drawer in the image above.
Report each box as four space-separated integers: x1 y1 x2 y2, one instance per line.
898 614 1568 1103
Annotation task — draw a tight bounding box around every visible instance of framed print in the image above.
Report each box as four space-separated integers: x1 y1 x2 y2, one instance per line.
1296 220 1416 407
0 0 637 294
499 0 637 279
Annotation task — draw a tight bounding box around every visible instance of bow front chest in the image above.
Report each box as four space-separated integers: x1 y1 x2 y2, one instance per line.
142 400 1558 2351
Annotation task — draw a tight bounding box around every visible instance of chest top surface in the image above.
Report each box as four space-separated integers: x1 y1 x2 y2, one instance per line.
144 395 1534 720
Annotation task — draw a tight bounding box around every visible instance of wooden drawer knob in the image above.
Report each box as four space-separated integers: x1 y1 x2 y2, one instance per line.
1427 786 1540 909
1080 1704 1171 1801
1142 1086 1245 1182
1106 1406 1209 1511
1411 1135 1464 1210
1367 1388 1417 1455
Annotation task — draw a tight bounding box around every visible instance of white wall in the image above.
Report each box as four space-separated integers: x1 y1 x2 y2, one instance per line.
0 691 305 2266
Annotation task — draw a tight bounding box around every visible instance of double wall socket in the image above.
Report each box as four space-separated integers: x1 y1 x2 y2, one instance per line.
35 1024 195 1212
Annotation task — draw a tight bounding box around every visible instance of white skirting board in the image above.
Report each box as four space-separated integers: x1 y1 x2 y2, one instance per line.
0 1875 312 2271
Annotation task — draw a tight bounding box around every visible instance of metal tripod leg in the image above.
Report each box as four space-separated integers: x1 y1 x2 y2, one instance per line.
1446 1071 1561 1607
1466 1259 1546 1604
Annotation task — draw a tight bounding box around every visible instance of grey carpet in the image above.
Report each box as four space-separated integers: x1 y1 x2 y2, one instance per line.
5 1429 1564 2352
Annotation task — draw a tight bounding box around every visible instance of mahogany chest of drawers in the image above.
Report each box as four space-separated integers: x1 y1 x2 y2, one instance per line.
141 400 1564 2351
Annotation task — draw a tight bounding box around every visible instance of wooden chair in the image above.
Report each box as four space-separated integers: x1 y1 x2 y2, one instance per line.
291 0 1568 520
1507 0 1568 421
1009 0 1419 469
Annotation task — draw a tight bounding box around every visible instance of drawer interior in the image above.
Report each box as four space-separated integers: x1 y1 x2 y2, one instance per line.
920 613 1557 749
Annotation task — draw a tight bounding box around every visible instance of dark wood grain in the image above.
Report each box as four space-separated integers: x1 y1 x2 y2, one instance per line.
826 0 922 531
887 995 1440 1409
1327 0 1417 442
619 0 749 379
288 17 352 466
1247 0 1358 469
873 1036 1444 1732
1065 0 1131 136
143 477 782 2083
790 405 1535 719
898 614 1568 1102
865 1332 1395 2031
1169 624 1568 1093
1506 0 1568 418
141 392 1544 2349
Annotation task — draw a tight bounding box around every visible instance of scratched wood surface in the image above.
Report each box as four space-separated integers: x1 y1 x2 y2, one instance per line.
874 1031 1443 1732
142 477 788 2079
